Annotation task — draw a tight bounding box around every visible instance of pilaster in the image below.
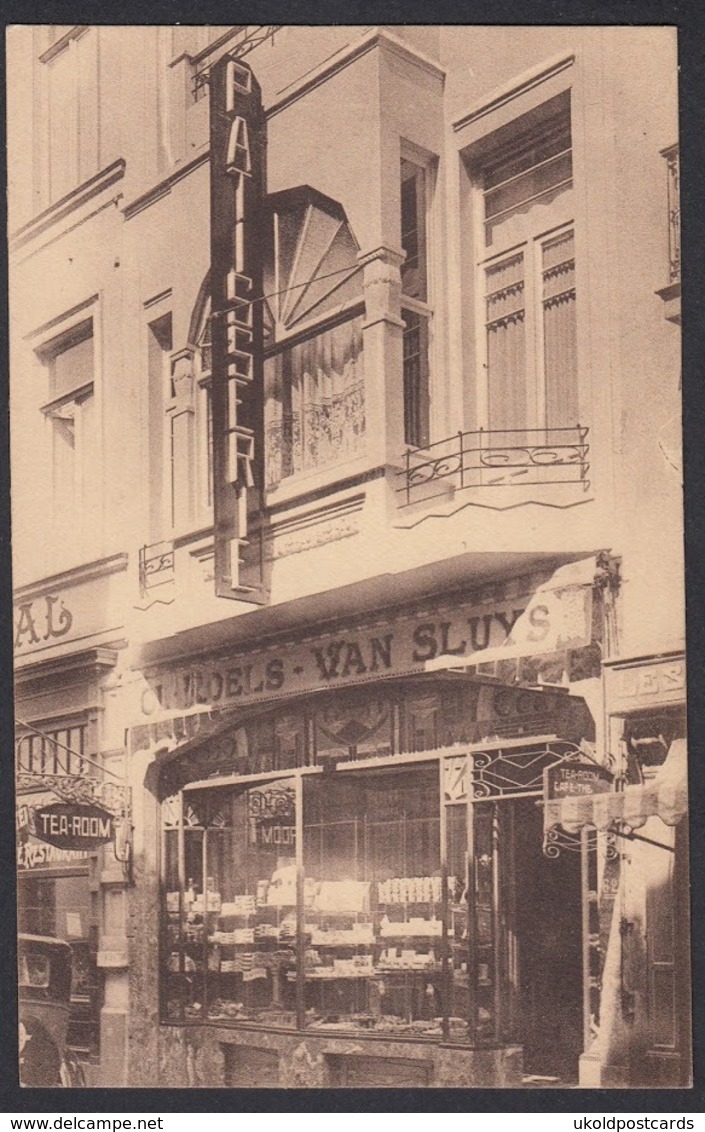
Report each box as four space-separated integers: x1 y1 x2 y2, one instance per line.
358 243 406 467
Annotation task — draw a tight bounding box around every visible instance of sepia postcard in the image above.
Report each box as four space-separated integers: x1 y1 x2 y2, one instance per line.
6 24 689 1092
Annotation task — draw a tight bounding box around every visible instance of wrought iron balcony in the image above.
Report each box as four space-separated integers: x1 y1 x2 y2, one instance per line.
397 425 590 507
657 145 680 324
663 144 680 286
139 539 175 597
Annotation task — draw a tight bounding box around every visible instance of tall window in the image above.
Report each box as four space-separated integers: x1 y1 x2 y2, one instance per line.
401 157 431 448
475 94 577 433
40 27 99 204
147 313 173 538
265 315 365 484
39 320 98 553
195 310 214 514
263 189 366 488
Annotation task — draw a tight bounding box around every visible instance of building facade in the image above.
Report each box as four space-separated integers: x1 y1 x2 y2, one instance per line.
9 24 687 1089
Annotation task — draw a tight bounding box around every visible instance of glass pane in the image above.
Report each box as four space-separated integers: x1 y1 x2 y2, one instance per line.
264 315 365 486
542 230 578 428
48 45 76 201
474 805 495 1040
446 803 470 1040
402 309 430 448
303 765 444 1037
483 108 572 247
19 952 51 988
401 159 427 301
162 824 183 1023
485 254 526 432
202 781 298 1028
485 153 572 233
50 330 93 400
313 695 393 766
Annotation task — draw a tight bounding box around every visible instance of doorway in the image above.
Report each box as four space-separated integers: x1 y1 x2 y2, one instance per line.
513 797 583 1080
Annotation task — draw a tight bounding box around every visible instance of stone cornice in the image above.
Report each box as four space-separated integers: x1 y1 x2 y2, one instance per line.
14 645 123 686
122 151 209 221
13 553 129 602
9 160 126 252
267 28 445 120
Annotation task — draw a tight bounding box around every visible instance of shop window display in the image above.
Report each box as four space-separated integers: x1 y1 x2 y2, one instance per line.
161 781 300 1027
161 762 468 1039
302 765 451 1037
159 684 594 1045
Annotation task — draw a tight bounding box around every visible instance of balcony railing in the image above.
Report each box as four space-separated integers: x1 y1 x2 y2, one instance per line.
397 425 590 507
139 540 175 597
663 144 680 286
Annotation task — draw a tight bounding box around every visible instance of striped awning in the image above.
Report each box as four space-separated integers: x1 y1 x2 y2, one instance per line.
544 739 687 835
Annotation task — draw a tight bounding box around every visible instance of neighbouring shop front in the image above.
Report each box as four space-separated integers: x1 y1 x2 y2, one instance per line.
15 717 131 1084
13 554 132 1085
543 651 689 1089
127 557 620 1088
16 721 102 1073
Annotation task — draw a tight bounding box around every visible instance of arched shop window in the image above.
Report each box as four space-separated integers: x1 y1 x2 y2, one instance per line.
263 187 365 487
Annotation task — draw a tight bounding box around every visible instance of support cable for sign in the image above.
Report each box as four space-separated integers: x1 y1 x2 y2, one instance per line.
15 718 133 877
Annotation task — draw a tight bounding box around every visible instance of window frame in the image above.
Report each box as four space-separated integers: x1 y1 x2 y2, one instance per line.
36 26 100 207
35 314 99 554
468 97 577 435
160 753 453 1035
400 146 436 450
263 300 366 490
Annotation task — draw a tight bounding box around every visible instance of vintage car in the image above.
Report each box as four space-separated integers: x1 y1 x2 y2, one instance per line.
18 933 85 1087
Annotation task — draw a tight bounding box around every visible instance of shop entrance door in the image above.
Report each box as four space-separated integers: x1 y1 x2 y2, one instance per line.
462 742 588 1084
512 797 583 1080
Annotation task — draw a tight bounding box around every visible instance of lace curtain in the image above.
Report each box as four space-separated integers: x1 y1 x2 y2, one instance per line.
265 314 365 485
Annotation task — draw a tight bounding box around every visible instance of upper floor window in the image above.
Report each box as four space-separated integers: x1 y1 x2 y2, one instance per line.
401 158 427 301
39 27 99 204
470 93 578 434
263 188 365 488
663 145 680 286
38 319 98 549
401 156 432 448
194 307 214 516
657 144 680 325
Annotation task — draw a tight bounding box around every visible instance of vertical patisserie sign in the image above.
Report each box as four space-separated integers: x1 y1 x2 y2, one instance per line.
209 56 267 602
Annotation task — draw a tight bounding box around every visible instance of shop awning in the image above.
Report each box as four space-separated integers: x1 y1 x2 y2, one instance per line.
544 739 687 835
425 554 601 671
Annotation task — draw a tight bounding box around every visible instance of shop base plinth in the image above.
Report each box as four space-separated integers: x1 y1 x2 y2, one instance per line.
643 1052 689 1089
578 1052 629 1089
148 1026 524 1089
99 1008 128 1087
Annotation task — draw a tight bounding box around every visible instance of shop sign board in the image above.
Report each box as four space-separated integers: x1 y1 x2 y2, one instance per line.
139 569 595 717
17 794 91 871
13 555 127 657
26 802 113 851
544 762 613 800
606 656 685 712
247 783 296 849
